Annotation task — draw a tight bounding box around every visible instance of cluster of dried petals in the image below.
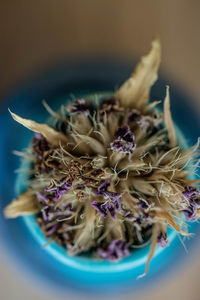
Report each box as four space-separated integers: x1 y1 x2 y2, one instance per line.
4 39 200 277
182 186 200 221
91 179 122 219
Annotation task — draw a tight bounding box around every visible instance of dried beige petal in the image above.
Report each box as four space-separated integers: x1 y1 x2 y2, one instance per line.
9 110 68 147
107 113 120 138
72 133 106 156
115 39 161 109
133 131 166 157
118 158 145 171
138 224 159 278
72 114 92 135
128 178 155 196
109 151 126 168
155 210 189 236
95 123 111 145
4 190 39 218
164 86 177 148
107 217 125 240
68 203 96 255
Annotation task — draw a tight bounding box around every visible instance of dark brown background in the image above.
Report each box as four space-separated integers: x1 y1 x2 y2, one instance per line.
0 1 200 299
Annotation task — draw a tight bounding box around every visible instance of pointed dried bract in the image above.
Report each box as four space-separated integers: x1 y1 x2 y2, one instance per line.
4 191 39 218
9 110 68 147
138 224 159 278
115 39 161 109
164 86 177 148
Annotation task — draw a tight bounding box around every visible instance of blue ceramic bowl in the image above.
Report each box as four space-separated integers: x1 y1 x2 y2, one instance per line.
17 93 188 274
0 60 200 296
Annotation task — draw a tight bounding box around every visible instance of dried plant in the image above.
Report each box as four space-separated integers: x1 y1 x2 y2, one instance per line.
4 39 200 276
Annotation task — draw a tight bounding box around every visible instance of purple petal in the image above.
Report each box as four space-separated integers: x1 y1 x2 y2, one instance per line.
106 203 116 219
46 223 59 236
157 232 169 247
97 240 130 261
183 206 197 221
183 186 200 203
137 198 149 210
96 179 110 195
91 201 108 218
45 180 72 201
41 206 49 221
93 180 122 218
105 192 122 211
182 186 200 220
37 192 49 204
110 139 136 154
34 132 43 139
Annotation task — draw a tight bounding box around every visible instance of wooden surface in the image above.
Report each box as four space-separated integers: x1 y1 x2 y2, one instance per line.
0 1 200 299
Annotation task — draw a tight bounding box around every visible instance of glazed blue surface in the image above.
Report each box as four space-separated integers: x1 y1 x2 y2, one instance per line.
0 60 199 296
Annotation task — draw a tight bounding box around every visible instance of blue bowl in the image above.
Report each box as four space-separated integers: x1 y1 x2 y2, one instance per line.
17 93 188 274
0 60 200 296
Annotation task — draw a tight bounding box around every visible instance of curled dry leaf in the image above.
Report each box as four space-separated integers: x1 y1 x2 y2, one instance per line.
115 39 161 109
4 190 39 218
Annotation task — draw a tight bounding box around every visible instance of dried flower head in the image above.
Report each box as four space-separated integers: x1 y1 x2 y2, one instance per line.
4 39 200 277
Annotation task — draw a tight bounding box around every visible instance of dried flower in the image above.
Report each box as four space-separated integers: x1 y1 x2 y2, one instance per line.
5 39 200 277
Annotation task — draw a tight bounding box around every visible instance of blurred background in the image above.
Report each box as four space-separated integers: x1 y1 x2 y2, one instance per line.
0 1 200 300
